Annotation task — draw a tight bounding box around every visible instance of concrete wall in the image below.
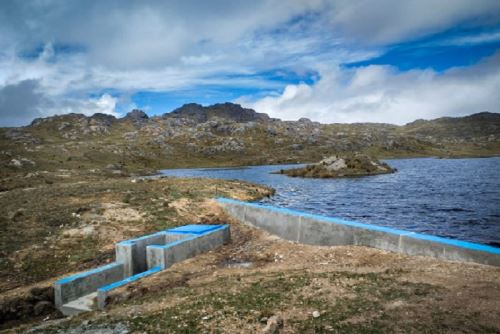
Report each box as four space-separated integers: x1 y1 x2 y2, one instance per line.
54 262 124 307
54 224 231 313
217 197 500 267
96 266 162 309
116 232 187 277
147 226 230 270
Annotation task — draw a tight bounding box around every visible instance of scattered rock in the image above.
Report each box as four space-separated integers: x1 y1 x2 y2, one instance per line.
278 153 395 178
9 208 25 220
30 286 54 302
8 158 35 168
33 301 54 316
125 109 149 121
261 314 283 334
312 310 320 318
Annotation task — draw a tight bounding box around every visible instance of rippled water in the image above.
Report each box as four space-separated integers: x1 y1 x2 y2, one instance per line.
160 157 500 246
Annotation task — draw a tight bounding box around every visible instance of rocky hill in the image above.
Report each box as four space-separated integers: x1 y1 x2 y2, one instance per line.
1 103 499 180
1 103 500 332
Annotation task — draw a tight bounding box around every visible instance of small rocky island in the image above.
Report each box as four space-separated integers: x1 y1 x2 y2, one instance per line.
277 153 396 178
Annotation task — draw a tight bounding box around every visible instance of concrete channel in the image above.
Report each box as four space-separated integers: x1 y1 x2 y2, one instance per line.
217 197 500 267
54 224 230 315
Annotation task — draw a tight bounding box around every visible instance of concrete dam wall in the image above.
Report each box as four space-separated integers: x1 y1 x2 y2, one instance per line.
217 198 500 267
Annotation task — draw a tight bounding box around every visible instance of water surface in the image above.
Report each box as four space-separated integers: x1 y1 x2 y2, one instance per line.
160 158 500 246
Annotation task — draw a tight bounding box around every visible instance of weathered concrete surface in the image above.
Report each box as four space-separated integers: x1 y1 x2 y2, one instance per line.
116 232 187 277
97 266 162 309
217 198 500 267
54 224 231 314
54 262 124 308
147 225 230 270
59 292 97 316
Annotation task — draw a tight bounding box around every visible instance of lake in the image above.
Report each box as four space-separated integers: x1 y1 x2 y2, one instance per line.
159 157 500 246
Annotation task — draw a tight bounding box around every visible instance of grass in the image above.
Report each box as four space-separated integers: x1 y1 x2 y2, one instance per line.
36 269 445 333
0 174 273 293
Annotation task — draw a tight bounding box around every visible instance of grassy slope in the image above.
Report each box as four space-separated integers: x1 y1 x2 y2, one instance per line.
1 112 499 179
0 171 273 330
11 220 500 334
0 111 499 332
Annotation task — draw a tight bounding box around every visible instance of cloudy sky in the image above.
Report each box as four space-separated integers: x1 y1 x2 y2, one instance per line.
0 0 499 126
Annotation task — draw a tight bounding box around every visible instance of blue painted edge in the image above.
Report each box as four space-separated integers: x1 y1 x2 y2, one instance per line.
55 262 123 285
56 224 228 287
167 224 223 234
148 225 228 250
98 266 162 293
117 224 225 245
216 197 500 255
117 231 166 245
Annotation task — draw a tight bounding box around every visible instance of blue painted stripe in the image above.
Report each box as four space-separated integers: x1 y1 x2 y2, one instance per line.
148 234 199 250
98 266 162 292
148 226 228 250
117 231 167 245
55 262 123 285
117 225 226 245
216 197 500 255
167 224 223 234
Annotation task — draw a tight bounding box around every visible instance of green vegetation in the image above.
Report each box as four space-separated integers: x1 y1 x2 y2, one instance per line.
278 154 395 178
1 108 499 180
1 106 499 332
35 269 495 334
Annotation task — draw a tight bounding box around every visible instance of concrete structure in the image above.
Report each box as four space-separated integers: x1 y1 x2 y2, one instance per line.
147 225 230 269
217 197 500 267
54 224 230 315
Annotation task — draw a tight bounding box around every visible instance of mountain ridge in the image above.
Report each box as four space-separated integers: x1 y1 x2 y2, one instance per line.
22 102 500 127
1 103 499 180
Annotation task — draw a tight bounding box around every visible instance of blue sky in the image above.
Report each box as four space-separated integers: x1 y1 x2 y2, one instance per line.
346 27 500 71
0 0 499 126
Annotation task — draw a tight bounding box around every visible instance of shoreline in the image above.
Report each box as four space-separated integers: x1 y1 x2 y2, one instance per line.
155 154 500 172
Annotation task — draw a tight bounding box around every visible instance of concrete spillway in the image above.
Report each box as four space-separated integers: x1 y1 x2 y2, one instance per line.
54 224 230 315
217 198 500 267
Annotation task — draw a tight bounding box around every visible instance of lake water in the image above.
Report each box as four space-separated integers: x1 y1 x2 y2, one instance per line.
159 157 500 246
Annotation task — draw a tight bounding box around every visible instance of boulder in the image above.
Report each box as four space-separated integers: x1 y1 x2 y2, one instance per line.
278 153 396 178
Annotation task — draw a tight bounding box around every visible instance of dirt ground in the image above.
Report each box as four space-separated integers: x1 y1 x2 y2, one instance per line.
5 201 500 334
0 172 273 331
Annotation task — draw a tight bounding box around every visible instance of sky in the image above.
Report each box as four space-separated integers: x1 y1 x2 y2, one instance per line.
0 0 499 126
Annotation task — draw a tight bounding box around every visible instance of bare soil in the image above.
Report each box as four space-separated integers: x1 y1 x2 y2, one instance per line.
6 201 499 333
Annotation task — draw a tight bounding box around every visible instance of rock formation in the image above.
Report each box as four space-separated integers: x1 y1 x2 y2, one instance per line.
278 153 395 178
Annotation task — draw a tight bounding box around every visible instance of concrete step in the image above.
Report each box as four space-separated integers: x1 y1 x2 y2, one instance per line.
60 292 97 316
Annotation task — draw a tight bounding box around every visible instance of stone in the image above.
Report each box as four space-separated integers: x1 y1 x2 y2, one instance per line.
125 109 149 120
279 153 395 178
30 286 54 302
33 301 54 316
312 310 320 318
261 315 283 334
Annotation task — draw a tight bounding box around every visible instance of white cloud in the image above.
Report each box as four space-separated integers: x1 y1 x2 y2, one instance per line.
238 53 500 124
0 79 46 127
439 30 500 46
0 0 499 126
49 94 119 118
329 0 500 44
0 77 118 126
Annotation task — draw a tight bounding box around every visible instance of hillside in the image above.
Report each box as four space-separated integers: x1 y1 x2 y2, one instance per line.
0 103 499 185
1 104 499 332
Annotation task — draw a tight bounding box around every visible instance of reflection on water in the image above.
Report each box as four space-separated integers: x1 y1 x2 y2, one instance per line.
160 157 500 246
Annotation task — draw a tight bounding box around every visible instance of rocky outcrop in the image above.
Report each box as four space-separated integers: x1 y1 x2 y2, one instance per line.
1 103 498 173
125 109 149 121
164 102 270 123
278 154 395 178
